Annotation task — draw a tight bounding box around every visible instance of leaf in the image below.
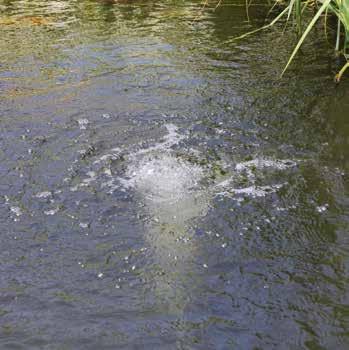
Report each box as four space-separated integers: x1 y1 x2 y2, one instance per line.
281 0 332 76
227 6 290 42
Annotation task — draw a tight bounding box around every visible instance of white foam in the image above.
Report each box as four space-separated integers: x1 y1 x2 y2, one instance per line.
122 154 203 204
129 155 203 201
82 171 96 184
213 157 297 199
77 119 89 130
10 206 22 216
235 158 297 179
135 124 185 156
44 207 59 215
216 184 284 199
70 124 299 209
35 191 52 199
93 148 122 164
119 124 201 205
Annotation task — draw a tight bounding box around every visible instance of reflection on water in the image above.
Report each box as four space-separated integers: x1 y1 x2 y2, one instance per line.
0 0 349 349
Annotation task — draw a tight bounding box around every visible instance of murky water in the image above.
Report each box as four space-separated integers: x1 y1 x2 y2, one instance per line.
0 0 349 349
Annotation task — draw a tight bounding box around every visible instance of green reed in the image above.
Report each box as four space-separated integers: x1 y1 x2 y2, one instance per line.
231 0 349 81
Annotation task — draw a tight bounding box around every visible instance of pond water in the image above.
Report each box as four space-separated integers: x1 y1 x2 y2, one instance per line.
0 0 349 349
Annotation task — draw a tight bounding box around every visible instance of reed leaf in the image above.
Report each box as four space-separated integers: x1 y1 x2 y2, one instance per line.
281 0 332 76
227 6 290 42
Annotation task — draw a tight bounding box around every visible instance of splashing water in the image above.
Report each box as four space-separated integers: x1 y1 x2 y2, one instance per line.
117 124 209 314
64 122 301 315
120 124 205 211
123 154 203 205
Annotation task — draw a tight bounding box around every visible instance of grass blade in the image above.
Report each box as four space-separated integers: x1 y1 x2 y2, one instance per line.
281 0 332 76
227 5 290 42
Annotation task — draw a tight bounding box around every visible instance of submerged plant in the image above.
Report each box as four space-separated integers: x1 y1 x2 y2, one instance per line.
229 0 349 81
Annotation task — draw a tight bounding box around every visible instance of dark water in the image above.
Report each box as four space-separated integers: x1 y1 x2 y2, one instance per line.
0 0 349 349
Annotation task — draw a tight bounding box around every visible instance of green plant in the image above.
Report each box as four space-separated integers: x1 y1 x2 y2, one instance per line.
230 0 349 81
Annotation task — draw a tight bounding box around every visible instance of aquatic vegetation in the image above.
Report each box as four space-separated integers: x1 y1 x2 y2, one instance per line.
230 0 349 81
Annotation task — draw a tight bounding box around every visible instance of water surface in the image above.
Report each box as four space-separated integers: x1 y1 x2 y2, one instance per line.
0 0 349 349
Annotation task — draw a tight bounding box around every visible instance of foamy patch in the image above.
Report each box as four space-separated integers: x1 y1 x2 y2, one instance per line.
216 184 284 199
10 206 22 216
77 119 89 130
101 178 120 193
116 123 202 204
235 158 297 178
93 148 122 164
35 191 52 199
44 207 59 215
215 158 293 199
136 124 185 156
121 154 203 204
69 171 97 192
82 171 97 185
